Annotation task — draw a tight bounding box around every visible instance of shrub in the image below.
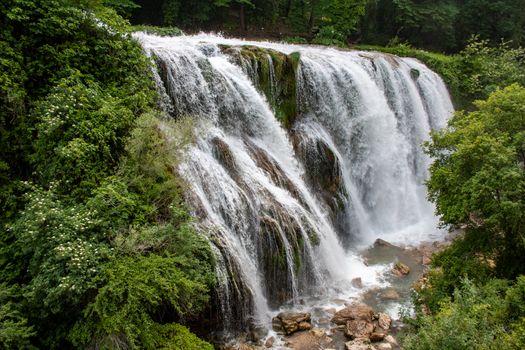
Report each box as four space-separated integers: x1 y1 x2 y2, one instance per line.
312 26 347 47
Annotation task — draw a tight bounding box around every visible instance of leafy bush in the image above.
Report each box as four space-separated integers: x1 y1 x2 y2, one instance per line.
282 36 308 44
0 1 214 348
406 80 525 350
312 26 346 47
70 252 213 349
455 38 525 103
426 84 525 278
406 277 525 350
0 284 35 349
404 279 511 350
132 25 184 36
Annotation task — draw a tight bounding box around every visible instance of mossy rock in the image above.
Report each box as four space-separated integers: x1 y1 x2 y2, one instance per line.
221 45 300 129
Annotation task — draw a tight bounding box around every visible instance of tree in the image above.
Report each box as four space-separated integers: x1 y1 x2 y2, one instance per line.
322 0 368 37
425 84 525 278
214 0 255 31
392 0 458 51
456 0 525 48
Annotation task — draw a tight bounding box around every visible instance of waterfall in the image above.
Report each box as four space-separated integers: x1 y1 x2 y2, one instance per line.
135 33 454 333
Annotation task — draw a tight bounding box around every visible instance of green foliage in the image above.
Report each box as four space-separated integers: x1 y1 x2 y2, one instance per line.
132 24 183 36
0 284 36 349
30 74 144 199
0 0 214 348
408 83 525 350
214 0 254 7
456 0 525 48
392 0 458 51
320 0 367 37
404 278 520 350
425 85 525 278
361 0 525 52
416 232 496 312
7 186 111 314
312 25 347 47
455 38 525 102
103 0 140 18
154 0 216 26
70 250 213 349
283 36 308 44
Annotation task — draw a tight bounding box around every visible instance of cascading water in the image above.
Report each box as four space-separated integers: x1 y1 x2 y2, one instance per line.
135 33 454 335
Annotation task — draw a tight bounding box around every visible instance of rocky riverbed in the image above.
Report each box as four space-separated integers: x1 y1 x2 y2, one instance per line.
220 233 457 350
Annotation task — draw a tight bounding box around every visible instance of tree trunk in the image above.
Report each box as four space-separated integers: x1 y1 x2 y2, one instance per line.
308 0 316 33
285 0 292 17
239 4 246 31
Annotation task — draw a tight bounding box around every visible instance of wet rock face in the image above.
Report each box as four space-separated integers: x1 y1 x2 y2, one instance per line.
212 137 241 182
272 312 312 335
258 215 295 306
220 45 299 129
332 303 374 325
291 133 346 212
246 141 303 202
291 131 350 243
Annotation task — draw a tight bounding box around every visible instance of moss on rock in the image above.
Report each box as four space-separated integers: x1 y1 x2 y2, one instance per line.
221 45 300 129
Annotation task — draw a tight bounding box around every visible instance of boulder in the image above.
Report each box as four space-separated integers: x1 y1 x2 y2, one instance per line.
285 328 332 350
344 320 374 339
239 344 258 350
369 332 385 342
264 336 275 348
332 303 374 325
272 312 312 335
377 313 392 331
392 262 410 276
298 322 312 331
384 335 398 346
310 328 325 338
351 277 364 289
373 239 398 248
344 339 374 350
375 343 392 350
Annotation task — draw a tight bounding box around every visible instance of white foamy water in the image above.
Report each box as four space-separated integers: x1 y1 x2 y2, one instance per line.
134 33 454 333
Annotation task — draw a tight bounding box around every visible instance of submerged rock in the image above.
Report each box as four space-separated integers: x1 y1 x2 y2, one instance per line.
380 288 400 300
